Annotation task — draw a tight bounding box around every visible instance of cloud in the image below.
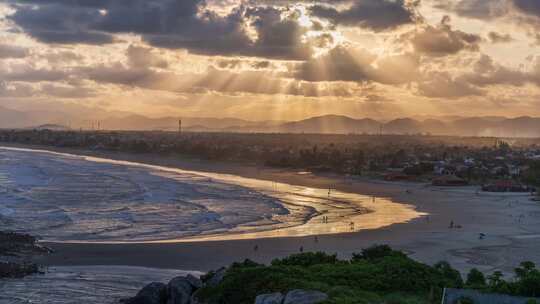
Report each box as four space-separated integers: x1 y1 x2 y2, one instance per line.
488 31 513 43
8 2 114 44
310 0 417 31
293 45 420 85
417 71 485 98
0 44 29 58
435 0 509 20
294 46 376 82
408 16 482 57
7 0 325 60
459 54 540 87
512 0 540 17
126 45 168 69
1 63 68 83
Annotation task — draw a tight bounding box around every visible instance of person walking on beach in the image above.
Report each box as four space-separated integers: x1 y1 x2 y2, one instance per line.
449 220 454 229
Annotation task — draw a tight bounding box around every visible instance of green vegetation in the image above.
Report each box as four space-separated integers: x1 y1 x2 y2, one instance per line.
196 245 540 304
197 245 462 304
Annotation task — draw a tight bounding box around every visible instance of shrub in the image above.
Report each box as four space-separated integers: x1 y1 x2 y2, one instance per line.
271 252 339 267
351 244 407 262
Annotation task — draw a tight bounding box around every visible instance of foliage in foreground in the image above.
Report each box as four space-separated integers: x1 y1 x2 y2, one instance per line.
196 245 540 304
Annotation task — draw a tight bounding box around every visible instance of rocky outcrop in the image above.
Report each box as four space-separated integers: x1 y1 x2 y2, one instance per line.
124 282 168 304
254 290 328 304
255 292 284 304
167 275 202 304
205 267 226 287
122 274 203 304
0 231 49 279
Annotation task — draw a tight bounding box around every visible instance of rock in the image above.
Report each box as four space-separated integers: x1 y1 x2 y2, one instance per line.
189 290 202 304
185 274 203 289
167 276 196 304
283 290 328 304
205 267 226 287
125 282 167 304
255 292 284 304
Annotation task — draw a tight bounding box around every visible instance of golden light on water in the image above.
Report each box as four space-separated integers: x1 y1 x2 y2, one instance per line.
2 147 424 244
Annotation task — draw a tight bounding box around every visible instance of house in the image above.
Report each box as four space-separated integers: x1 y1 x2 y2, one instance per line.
482 180 534 193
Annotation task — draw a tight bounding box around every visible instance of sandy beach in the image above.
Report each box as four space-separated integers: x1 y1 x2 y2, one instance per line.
3 143 540 276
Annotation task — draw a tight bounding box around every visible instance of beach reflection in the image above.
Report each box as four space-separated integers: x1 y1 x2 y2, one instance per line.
0 147 424 243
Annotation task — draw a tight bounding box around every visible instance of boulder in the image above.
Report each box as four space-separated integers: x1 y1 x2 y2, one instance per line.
205 267 226 287
168 277 196 304
125 282 167 304
185 274 203 289
255 292 284 304
283 290 328 304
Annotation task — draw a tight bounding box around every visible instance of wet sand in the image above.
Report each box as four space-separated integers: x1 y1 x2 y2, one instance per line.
4 143 540 275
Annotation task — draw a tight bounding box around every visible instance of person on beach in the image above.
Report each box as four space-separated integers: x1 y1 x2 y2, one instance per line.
300 246 304 253
449 220 454 229
254 245 258 252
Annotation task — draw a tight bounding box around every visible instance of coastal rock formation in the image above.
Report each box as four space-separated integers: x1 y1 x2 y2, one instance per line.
123 275 203 304
282 290 328 304
124 282 168 304
255 292 284 304
206 267 227 287
167 275 202 304
185 274 203 289
0 231 49 278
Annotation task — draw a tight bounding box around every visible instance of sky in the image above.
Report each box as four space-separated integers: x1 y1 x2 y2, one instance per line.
1 0 540 121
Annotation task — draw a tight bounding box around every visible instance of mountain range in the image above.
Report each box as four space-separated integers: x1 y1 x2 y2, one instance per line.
2 105 540 138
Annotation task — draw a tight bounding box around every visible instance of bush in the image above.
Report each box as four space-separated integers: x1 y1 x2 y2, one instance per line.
197 247 458 304
351 244 407 262
271 252 339 267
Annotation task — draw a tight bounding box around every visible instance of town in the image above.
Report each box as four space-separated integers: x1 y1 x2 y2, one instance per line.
2 129 540 193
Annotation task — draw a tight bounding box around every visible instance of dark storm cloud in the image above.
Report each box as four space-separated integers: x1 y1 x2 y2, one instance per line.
512 0 540 17
7 0 315 60
310 0 417 31
8 2 114 44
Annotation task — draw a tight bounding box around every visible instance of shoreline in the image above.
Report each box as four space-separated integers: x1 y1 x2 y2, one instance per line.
0 145 420 244
2 143 540 275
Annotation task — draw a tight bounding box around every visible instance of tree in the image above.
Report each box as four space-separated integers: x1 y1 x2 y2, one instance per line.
466 268 486 288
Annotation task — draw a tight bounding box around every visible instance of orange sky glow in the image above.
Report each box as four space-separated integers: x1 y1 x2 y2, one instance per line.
1 0 540 121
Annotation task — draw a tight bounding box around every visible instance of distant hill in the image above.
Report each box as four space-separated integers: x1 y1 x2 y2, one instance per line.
3 105 540 137
277 115 380 134
272 115 540 137
32 124 71 131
